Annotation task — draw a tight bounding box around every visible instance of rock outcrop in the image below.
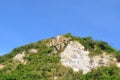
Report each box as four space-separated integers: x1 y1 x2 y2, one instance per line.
29 49 38 53
91 53 116 69
13 51 26 64
60 41 118 74
60 41 91 74
48 35 69 50
47 35 69 54
116 62 120 67
0 64 4 69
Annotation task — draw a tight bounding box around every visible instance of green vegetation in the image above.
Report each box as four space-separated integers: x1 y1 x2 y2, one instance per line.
79 65 120 80
0 33 120 80
64 33 116 56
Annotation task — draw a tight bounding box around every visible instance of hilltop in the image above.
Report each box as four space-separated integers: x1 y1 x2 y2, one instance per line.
0 33 120 80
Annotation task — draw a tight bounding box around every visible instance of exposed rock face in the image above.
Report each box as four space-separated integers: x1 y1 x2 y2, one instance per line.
47 35 69 55
60 41 91 74
29 49 38 53
48 35 69 50
0 64 4 69
60 41 117 74
116 63 120 67
13 51 26 64
54 76 58 80
91 53 116 69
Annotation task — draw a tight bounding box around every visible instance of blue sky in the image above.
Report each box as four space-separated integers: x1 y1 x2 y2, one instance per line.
0 0 120 55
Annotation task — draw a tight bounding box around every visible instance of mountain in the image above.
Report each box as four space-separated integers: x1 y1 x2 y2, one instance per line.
0 33 120 80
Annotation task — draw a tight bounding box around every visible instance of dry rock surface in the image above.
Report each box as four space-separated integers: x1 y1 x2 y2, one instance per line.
60 41 119 74
29 49 38 53
13 51 26 64
116 62 120 67
0 64 4 69
60 41 91 74
91 53 116 69
47 35 69 54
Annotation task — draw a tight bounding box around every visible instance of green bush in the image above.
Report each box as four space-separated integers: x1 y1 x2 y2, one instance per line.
0 34 119 80
96 41 116 53
115 51 120 62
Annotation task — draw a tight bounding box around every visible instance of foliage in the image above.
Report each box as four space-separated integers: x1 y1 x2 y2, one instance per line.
115 51 120 62
96 41 116 53
78 66 120 80
0 34 119 80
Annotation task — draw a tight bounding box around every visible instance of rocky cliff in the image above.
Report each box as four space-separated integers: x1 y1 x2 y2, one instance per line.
0 34 120 80
60 41 118 74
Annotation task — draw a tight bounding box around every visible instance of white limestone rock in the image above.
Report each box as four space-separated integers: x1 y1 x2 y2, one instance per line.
60 41 118 74
29 49 38 53
13 51 26 64
0 64 4 69
60 41 91 74
54 76 58 80
91 53 115 69
47 35 69 50
116 63 120 67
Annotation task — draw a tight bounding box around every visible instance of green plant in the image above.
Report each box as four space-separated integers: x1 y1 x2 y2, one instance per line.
0 34 119 80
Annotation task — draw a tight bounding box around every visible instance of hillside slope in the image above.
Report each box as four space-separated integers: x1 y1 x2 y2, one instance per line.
0 33 120 80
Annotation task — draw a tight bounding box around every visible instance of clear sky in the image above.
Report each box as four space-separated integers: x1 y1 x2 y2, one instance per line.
0 0 120 55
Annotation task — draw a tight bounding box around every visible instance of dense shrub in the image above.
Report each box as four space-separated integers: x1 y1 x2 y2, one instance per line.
0 34 119 80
